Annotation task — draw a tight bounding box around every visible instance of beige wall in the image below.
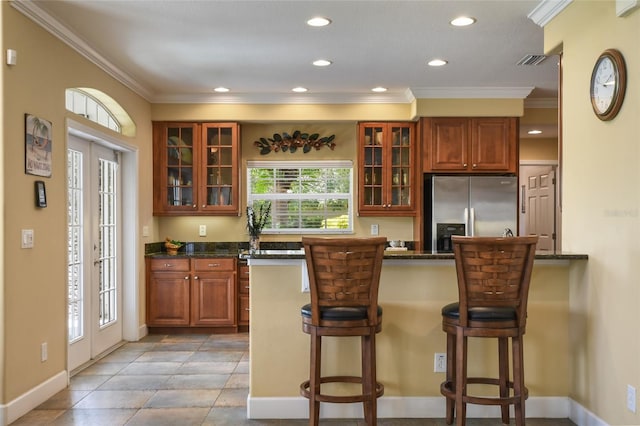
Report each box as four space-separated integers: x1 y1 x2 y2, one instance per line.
250 261 572 398
1 2 153 407
546 1 639 424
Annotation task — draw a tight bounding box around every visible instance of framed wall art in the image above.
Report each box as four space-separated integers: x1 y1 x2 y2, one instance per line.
25 113 52 177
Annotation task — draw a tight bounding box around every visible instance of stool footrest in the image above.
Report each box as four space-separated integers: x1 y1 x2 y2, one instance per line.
440 378 528 406
301 376 384 404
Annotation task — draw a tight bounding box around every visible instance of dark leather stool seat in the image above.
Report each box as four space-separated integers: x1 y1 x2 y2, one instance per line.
440 236 538 426
300 237 387 426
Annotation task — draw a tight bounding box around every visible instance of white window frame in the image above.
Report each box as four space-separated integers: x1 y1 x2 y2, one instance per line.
247 160 353 234
65 89 121 133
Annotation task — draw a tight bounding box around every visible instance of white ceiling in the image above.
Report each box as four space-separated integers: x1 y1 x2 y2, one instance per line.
15 0 559 137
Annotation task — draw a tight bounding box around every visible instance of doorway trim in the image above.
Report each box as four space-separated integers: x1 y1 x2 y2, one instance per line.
66 118 140 344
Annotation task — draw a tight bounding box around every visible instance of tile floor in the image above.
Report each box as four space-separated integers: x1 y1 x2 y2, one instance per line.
13 333 576 425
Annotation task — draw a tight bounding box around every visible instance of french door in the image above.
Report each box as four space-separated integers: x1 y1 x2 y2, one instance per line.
68 135 123 371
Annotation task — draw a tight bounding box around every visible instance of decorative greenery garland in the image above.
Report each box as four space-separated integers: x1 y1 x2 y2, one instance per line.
254 131 336 155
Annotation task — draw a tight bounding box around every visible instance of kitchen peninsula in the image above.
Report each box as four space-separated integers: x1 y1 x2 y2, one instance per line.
246 250 587 420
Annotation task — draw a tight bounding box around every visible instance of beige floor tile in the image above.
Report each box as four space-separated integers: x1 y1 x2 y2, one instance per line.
73 390 155 409
76 361 128 375
11 409 66 425
119 361 183 375
179 361 238 374
69 374 110 390
214 388 249 407
98 374 171 390
144 389 221 408
36 389 90 409
163 373 230 389
235 360 249 373
126 407 210 426
50 408 137 426
225 373 249 388
135 350 194 362
188 350 244 362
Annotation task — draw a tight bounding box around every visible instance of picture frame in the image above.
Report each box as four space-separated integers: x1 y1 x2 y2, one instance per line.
35 180 47 208
25 114 52 177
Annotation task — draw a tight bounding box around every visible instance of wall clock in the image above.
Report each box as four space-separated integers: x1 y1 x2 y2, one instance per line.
590 49 627 121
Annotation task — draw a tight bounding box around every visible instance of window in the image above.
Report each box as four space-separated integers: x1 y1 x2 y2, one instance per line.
247 161 353 234
65 89 121 133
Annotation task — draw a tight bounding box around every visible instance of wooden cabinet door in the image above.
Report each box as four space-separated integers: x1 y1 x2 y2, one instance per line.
191 272 236 326
359 122 416 216
470 118 517 172
147 274 191 326
191 258 236 326
153 122 199 214
198 123 240 214
425 117 469 172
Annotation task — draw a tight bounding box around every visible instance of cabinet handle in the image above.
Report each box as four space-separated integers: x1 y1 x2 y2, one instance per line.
164 263 174 268
184 276 189 280
194 276 199 280
192 204 196 208
208 263 221 267
202 204 206 208
245 286 250 289
245 308 250 311
472 163 477 168
463 163 468 167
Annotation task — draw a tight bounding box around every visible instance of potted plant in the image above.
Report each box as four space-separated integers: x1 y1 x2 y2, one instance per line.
246 202 271 252
164 238 184 255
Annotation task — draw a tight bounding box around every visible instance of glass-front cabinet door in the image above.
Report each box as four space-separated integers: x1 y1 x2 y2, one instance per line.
153 122 239 215
358 122 416 216
199 123 239 213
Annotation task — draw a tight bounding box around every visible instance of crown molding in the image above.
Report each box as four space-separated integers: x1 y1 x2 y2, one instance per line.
11 0 154 101
528 0 573 27
524 98 558 108
410 87 534 99
151 92 414 105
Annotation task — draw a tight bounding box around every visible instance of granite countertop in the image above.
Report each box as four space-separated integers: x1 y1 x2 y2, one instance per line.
145 241 587 261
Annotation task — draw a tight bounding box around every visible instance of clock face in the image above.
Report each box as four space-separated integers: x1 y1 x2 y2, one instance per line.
590 49 626 121
591 57 616 114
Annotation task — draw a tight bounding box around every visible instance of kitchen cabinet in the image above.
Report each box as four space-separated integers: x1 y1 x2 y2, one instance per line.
153 122 240 215
146 257 237 329
358 122 417 216
238 261 250 328
423 117 517 173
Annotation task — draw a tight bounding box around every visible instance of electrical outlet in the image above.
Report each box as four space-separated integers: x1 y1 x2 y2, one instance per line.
628 385 636 413
199 225 207 237
434 353 446 373
41 342 47 362
371 224 379 236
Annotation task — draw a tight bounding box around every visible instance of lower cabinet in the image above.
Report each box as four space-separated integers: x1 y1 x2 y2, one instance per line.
238 261 250 327
146 257 238 329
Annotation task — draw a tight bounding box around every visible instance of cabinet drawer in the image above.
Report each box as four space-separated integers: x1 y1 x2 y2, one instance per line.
193 258 235 272
150 258 190 272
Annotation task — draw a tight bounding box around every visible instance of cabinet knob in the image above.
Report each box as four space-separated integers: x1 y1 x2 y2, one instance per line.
463 163 468 167
202 204 206 208
184 276 189 280
194 275 199 280
192 204 197 208
472 164 477 168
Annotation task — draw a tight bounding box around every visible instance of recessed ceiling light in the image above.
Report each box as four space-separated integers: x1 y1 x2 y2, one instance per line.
428 59 448 67
528 129 543 135
292 87 308 93
450 16 476 27
307 17 331 27
371 87 387 92
313 59 332 67
214 87 230 93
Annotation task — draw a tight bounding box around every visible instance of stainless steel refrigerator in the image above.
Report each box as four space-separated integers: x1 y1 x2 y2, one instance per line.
426 175 518 252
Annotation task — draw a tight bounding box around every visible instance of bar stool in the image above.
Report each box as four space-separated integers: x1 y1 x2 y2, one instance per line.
440 236 538 426
300 236 387 426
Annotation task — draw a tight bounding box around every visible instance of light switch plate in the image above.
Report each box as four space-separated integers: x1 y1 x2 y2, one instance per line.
199 225 207 237
22 229 34 249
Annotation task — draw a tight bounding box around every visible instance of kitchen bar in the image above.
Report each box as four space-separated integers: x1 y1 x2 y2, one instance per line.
246 250 586 420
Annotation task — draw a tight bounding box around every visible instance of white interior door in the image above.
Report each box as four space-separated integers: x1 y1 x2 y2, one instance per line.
68 135 123 370
519 164 556 251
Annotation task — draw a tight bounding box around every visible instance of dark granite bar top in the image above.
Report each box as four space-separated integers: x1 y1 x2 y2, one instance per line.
145 241 587 261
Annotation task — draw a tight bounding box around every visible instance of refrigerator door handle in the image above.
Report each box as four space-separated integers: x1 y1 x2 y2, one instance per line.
521 185 526 213
464 208 470 236
469 207 475 236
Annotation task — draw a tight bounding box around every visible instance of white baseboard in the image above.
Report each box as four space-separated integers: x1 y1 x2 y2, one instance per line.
1 370 68 426
138 324 148 340
570 399 609 426
247 395 573 419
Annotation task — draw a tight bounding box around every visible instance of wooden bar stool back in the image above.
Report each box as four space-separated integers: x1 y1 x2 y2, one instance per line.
300 236 387 426
441 235 538 426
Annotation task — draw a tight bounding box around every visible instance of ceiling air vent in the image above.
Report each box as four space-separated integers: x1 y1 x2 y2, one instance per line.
516 54 547 66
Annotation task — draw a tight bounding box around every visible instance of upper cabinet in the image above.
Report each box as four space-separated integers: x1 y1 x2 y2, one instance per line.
423 117 517 174
358 122 416 216
153 122 240 215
